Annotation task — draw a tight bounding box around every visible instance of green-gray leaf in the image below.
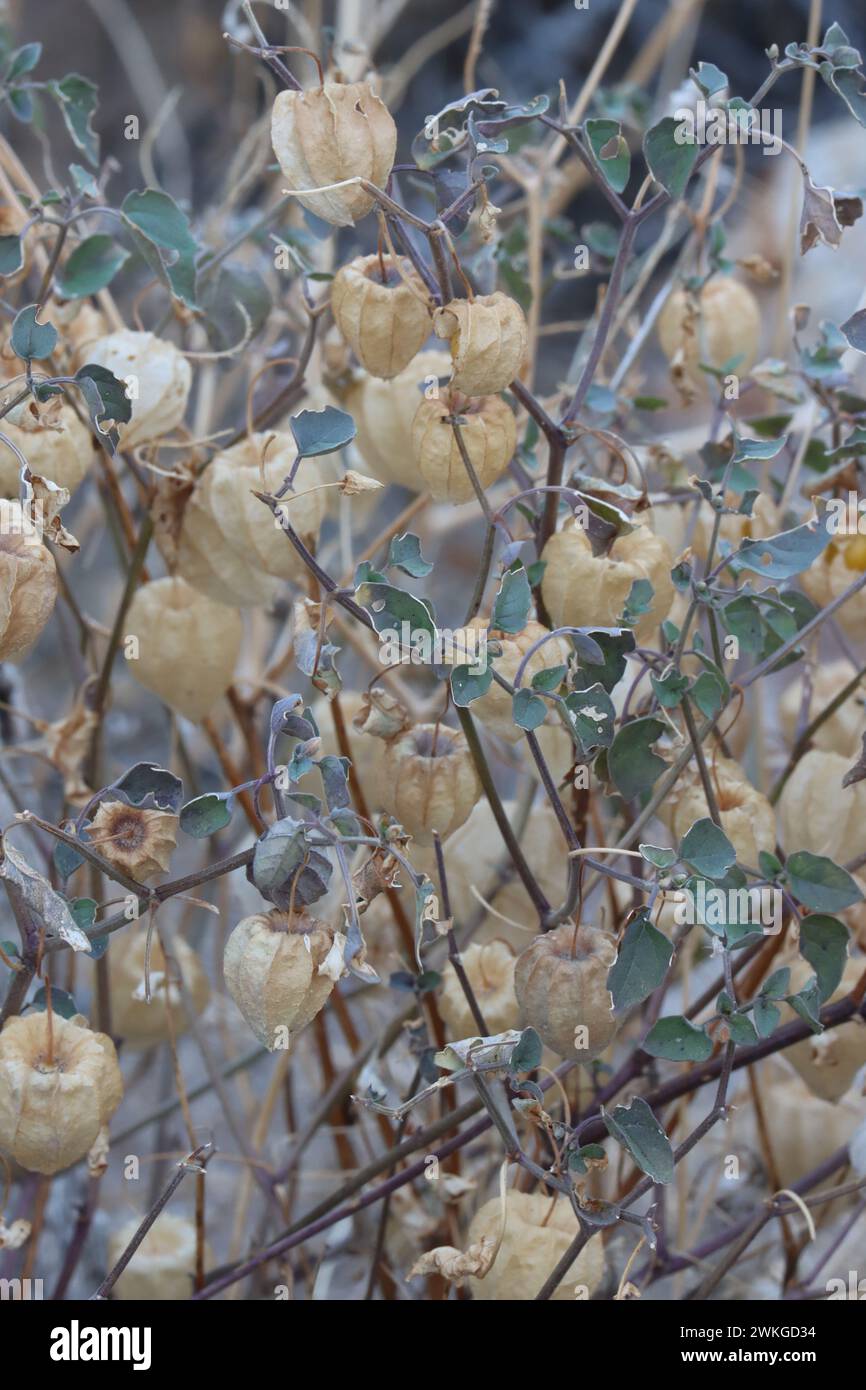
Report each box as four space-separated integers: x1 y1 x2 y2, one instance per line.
607 910 672 1011
643 116 698 200
55 234 129 298
290 405 356 457
643 1015 713 1062
11 304 57 360
604 1096 674 1184
679 817 737 879
491 565 531 634
608 717 667 800
799 913 849 1001
121 188 199 307
787 851 862 912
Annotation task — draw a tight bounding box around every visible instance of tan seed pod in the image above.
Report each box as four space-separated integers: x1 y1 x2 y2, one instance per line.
779 660 866 759
175 433 326 606
330 254 431 379
0 402 97 496
657 754 776 867
223 909 341 1050
801 534 866 639
108 1213 210 1301
433 292 527 396
467 1190 605 1301
541 521 674 644
109 930 210 1048
85 330 191 448
88 803 177 882
0 1012 123 1175
271 81 396 227
753 1072 863 1190
124 575 242 723
375 723 481 846
515 921 618 1061
783 955 866 1103
343 350 452 489
779 748 866 866
657 276 761 389
438 941 519 1040
412 391 516 503
0 506 58 662
465 617 570 743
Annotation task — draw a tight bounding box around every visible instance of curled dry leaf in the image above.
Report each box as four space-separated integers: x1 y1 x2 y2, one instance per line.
0 839 90 951
407 1235 497 1285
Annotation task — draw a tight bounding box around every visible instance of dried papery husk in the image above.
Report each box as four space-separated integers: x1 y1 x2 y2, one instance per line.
514 921 618 1061
374 723 481 846
541 521 675 644
657 754 776 867
124 575 242 723
778 747 866 866
801 535 866 639
753 1071 863 1190
109 929 210 1047
657 276 761 390
0 505 58 662
85 330 191 449
782 955 866 1102
223 909 341 1050
411 390 516 503
692 490 779 574
438 941 519 1040
108 1213 210 1301
271 80 396 226
433 292 528 395
0 400 97 496
58 300 109 367
343 349 452 489
88 803 177 882
330 253 431 379
0 1012 123 1175
779 660 866 759
174 433 326 606
465 618 570 744
467 1190 605 1301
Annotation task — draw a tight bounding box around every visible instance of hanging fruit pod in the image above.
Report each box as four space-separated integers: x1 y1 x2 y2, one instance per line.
124 575 242 723
514 921 619 1061
223 909 343 1050
85 330 191 448
540 520 675 643
373 723 481 846
433 291 528 395
411 389 516 503
330 253 432 379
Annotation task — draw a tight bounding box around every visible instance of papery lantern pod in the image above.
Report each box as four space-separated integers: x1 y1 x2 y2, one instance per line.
540 520 674 644
464 617 570 743
749 1070 863 1190
514 921 619 1061
0 1012 123 1175
0 400 98 496
88 803 178 882
0 503 58 662
271 80 397 227
657 275 761 391
433 292 528 396
109 929 210 1048
223 909 343 1050
438 941 520 1041
343 349 452 488
801 534 866 639
330 253 432 379
374 723 481 846
778 748 866 867
174 433 326 606
782 955 866 1103
411 390 516 503
467 1190 605 1301
85 330 191 448
124 575 242 723
779 660 866 759
657 753 776 867
108 1214 210 1300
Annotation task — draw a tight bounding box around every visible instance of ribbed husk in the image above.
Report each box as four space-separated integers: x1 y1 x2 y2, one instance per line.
782 956 866 1102
109 929 210 1047
657 754 777 867
108 1214 209 1301
223 910 337 1050
0 508 57 662
88 803 177 882
331 254 431 378
801 536 866 638
465 618 570 743
271 81 396 227
375 723 481 845
85 330 191 448
412 391 516 503
175 433 325 606
468 1191 605 1301
0 402 97 495
433 292 528 395
541 521 675 644
342 350 452 489
438 941 519 1040
779 660 866 759
515 922 618 1061
779 747 866 866
657 276 761 388
124 575 242 723
0 1012 123 1175
755 1073 863 1190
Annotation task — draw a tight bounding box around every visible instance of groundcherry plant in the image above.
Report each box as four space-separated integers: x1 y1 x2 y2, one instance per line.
0 0 865 1309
